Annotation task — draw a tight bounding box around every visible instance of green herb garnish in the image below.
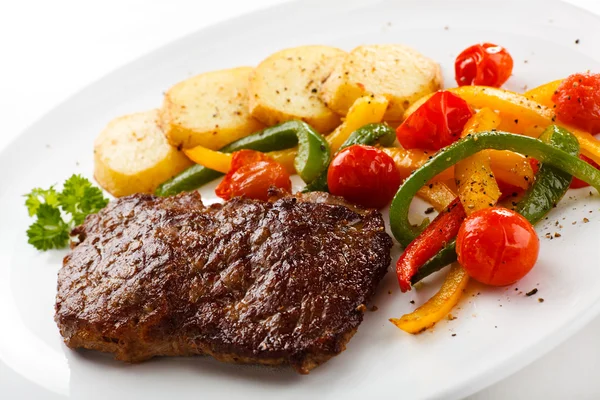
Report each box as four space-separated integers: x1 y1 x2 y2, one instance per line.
25 175 109 250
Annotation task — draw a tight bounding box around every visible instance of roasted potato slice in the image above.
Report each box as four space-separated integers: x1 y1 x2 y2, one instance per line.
159 67 264 150
94 110 193 197
320 44 443 120
249 45 346 133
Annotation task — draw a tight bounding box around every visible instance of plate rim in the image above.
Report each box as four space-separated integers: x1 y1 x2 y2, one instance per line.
2 0 600 399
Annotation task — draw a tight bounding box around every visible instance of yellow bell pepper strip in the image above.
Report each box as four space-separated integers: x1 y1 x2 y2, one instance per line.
455 108 502 213
268 148 296 174
524 79 562 107
381 147 453 182
183 145 232 174
327 95 389 153
448 86 600 166
390 263 469 333
416 182 456 212
488 150 534 190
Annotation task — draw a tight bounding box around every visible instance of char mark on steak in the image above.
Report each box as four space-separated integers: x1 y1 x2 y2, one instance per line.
55 190 392 374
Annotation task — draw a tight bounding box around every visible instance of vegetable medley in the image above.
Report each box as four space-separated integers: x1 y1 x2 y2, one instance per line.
26 42 600 335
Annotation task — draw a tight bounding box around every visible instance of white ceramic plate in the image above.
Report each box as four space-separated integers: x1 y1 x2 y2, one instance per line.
2 0 600 398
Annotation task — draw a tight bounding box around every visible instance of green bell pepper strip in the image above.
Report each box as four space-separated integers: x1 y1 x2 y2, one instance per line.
410 125 580 284
156 120 329 197
515 125 578 223
303 123 396 192
389 129 600 249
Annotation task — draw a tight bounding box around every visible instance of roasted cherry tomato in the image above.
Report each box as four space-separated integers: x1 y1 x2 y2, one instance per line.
215 150 291 201
552 72 600 133
327 145 401 209
456 207 539 286
455 43 514 87
570 154 600 189
396 91 473 151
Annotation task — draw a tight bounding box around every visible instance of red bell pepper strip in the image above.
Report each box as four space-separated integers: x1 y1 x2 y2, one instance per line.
396 197 466 292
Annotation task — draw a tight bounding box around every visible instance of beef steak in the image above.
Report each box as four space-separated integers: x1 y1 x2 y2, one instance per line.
55 191 392 373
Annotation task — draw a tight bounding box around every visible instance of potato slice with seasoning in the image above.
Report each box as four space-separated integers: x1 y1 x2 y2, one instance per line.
320 44 443 120
249 45 346 133
159 67 264 150
94 110 192 197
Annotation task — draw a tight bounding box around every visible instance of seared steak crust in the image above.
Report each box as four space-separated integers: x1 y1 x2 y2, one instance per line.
55 191 392 373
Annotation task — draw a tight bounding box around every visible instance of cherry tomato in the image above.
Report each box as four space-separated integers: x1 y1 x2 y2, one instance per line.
552 72 600 133
455 43 514 87
570 154 599 189
215 150 291 201
396 91 474 151
456 207 539 286
327 145 401 209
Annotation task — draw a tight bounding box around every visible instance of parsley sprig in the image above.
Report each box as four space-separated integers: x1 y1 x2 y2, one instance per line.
25 175 109 250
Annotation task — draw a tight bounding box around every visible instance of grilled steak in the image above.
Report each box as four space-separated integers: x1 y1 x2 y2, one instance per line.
55 190 392 373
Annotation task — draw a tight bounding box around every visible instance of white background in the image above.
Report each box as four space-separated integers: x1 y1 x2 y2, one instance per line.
1 0 599 398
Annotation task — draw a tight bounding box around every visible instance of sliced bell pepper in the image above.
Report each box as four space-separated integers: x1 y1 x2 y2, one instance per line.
396 109 502 332
524 79 562 107
488 150 534 190
455 108 502 213
515 125 579 223
395 197 466 292
448 86 600 166
416 182 456 212
156 120 329 196
389 129 600 248
394 127 588 286
327 95 389 153
390 263 469 333
381 147 454 182
268 95 389 187
183 145 232 174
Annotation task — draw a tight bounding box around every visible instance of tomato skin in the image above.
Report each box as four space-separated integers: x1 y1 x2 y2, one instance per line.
327 145 401 209
456 207 539 286
552 72 600 134
455 43 514 87
215 150 291 201
396 91 474 151
570 154 599 189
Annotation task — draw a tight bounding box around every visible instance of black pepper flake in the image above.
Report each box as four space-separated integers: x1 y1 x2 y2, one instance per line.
424 207 435 214
311 88 317 93
410 300 415 304
514 119 519 124
575 39 580 44
526 288 538 296
451 333 457 337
